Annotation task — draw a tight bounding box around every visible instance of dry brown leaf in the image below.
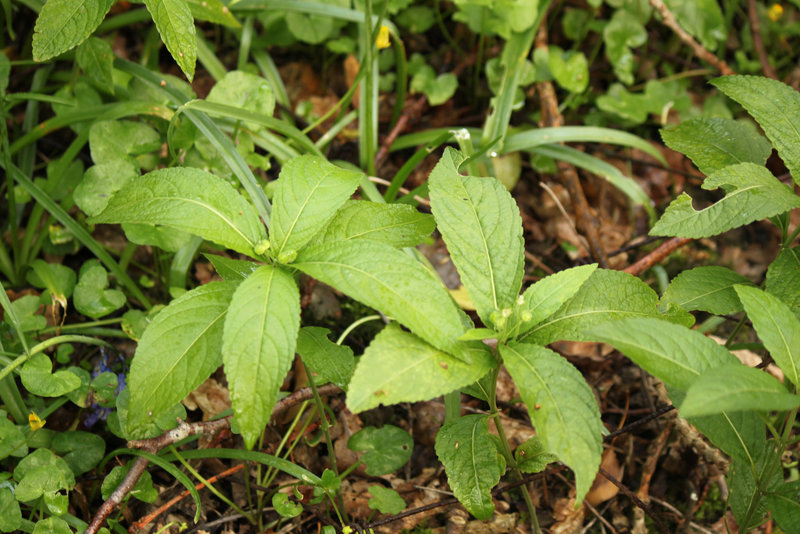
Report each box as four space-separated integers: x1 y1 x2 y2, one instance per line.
585 448 621 506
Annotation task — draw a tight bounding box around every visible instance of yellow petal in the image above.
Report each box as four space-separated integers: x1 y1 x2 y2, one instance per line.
29 412 46 431
376 25 391 49
768 3 783 21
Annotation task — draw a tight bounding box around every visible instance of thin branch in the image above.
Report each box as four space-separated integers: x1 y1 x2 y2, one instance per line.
648 0 735 76
747 0 778 79
598 467 670 534
624 236 692 276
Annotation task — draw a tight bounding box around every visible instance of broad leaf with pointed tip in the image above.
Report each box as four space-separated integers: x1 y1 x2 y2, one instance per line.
296 327 354 390
90 167 266 257
660 266 754 316
144 0 196 81
765 247 800 318
517 263 597 334
313 200 435 248
500 343 602 502
428 147 524 326
435 414 505 519
32 0 115 61
222 265 300 449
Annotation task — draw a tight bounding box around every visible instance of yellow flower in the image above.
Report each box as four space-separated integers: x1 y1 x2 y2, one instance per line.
29 412 45 431
768 3 783 21
376 25 391 49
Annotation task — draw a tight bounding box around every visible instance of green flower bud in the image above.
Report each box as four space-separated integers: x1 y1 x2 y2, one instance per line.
277 249 298 264
254 239 271 256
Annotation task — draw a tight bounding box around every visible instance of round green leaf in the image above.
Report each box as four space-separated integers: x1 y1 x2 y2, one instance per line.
348 425 413 476
368 485 406 514
20 354 81 397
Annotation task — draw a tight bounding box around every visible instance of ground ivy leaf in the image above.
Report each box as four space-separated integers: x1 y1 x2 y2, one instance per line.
32 517 72 534
32 0 114 61
346 324 494 413
587 317 737 391
127 281 237 434
650 162 800 238
270 155 363 259
521 269 660 345
712 76 800 186
347 425 413 476
21 353 82 397
765 247 800 319
680 364 800 417
428 147 524 326
368 485 406 515
13 449 75 502
26 260 75 310
144 0 196 81
51 431 105 476
515 436 558 474
222 265 300 449
90 167 267 257
518 263 597 333
435 414 505 519
74 159 139 217
102 464 158 503
500 343 602 502
10 295 47 332
296 327 354 390
207 71 275 132
312 200 435 248
660 117 771 176
294 240 472 359
88 120 161 166
73 260 126 319
272 493 303 518
660 266 754 315
0 487 21 532
735 285 800 388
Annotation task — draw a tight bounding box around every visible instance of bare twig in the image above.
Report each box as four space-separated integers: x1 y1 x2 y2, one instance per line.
748 0 778 79
599 467 670 534
648 0 735 76
374 96 427 170
86 384 342 534
535 25 608 268
623 236 692 276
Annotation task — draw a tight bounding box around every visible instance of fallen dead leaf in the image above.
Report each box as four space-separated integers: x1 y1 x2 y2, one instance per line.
586 448 621 506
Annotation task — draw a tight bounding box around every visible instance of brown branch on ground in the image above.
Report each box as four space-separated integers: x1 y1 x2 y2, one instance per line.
535 25 608 268
599 466 670 534
374 96 427 171
648 0 735 76
748 0 778 79
623 236 692 276
85 384 342 534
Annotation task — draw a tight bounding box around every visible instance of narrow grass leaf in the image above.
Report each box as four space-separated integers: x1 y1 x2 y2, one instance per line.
501 343 603 502
144 0 196 81
713 76 800 186
587 317 737 391
346 324 493 413
294 240 473 360
435 414 505 519
680 364 800 417
650 162 800 238
428 147 524 326
661 266 754 315
90 167 267 257
521 269 660 345
271 155 362 259
735 285 800 388
32 0 114 61
222 265 300 449
127 282 237 434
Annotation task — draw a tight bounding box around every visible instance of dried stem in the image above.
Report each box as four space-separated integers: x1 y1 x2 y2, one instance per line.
747 0 778 79
623 237 692 276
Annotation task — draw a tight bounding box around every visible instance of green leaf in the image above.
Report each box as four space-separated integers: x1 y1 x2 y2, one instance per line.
187 0 240 27
346 324 494 413
729 446 782 531
765 480 800 534
90 167 267 257
296 327 354 390
13 449 75 502
368 485 406 515
88 120 162 165
10 295 47 332
312 200 435 248
515 436 559 474
766 247 800 319
500 343 602 502
735 285 800 388
122 223 194 253
73 260 126 319
144 0 196 81
272 493 303 518
650 162 800 238
32 517 72 534
521 269 660 345
665 0 726 50
435 414 505 519
21 353 82 397
548 46 588 93
0 53 9 94
518 264 597 333
207 71 276 132
294 240 473 359
712 76 800 186
680 364 800 417
51 431 105 476
660 266 754 315
27 260 76 308
32 0 114 61
127 281 237 433
587 317 736 390
76 36 115 93
347 425 413 476
205 255 260 281
222 265 300 449
74 159 139 217
602 10 647 85
0 487 21 532
660 117 772 176
428 147 524 326
102 464 158 503
270 155 363 259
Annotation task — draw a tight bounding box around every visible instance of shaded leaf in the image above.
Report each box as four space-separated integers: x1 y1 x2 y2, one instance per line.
765 247 800 319
368 485 406 514
52 431 105 476
101 464 158 503
765 480 800 534
515 436 558 474
348 425 413 476
76 36 115 93
296 327 354 390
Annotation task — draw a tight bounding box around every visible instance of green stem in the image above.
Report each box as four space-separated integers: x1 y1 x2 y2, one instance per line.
443 391 461 425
